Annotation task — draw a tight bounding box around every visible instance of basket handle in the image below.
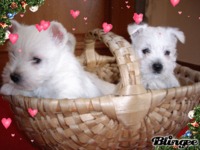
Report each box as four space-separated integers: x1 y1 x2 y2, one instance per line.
82 29 147 95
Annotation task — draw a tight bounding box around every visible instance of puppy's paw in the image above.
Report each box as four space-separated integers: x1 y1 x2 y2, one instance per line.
0 84 14 95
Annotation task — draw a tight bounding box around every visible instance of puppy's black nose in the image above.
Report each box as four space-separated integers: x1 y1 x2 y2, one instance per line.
152 63 163 73
10 73 21 83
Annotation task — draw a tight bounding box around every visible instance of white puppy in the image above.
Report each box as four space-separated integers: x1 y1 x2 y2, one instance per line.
0 20 115 99
127 23 185 90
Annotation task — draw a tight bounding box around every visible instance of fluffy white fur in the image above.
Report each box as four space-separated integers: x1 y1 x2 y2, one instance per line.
127 23 185 90
0 20 116 99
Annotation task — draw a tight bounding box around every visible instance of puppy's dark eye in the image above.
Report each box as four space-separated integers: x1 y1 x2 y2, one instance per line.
32 57 41 64
165 50 170 56
142 48 150 54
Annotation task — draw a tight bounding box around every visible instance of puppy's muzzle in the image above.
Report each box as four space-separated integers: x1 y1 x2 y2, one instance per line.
152 63 163 74
10 73 21 83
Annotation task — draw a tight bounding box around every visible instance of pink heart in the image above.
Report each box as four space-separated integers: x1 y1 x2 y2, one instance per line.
18 49 22 53
170 0 180 7
35 24 43 32
20 14 24 17
125 1 128 4
178 11 182 14
40 20 50 30
102 22 113 33
133 13 143 24
28 108 38 117
70 10 80 19
126 5 130 9
83 17 87 21
11 133 15 137
9 33 19 44
1 118 12 129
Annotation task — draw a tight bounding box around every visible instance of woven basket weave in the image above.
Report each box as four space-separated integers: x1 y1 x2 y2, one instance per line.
3 29 200 150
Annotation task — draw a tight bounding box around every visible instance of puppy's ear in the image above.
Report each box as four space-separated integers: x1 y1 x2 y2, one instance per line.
49 21 76 50
49 21 68 46
168 28 185 44
10 20 20 33
127 23 147 37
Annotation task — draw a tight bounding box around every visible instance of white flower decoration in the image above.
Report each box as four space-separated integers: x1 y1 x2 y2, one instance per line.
5 30 10 40
29 6 39 12
188 110 195 119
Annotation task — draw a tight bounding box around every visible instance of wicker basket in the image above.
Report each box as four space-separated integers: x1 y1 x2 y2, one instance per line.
3 29 200 150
